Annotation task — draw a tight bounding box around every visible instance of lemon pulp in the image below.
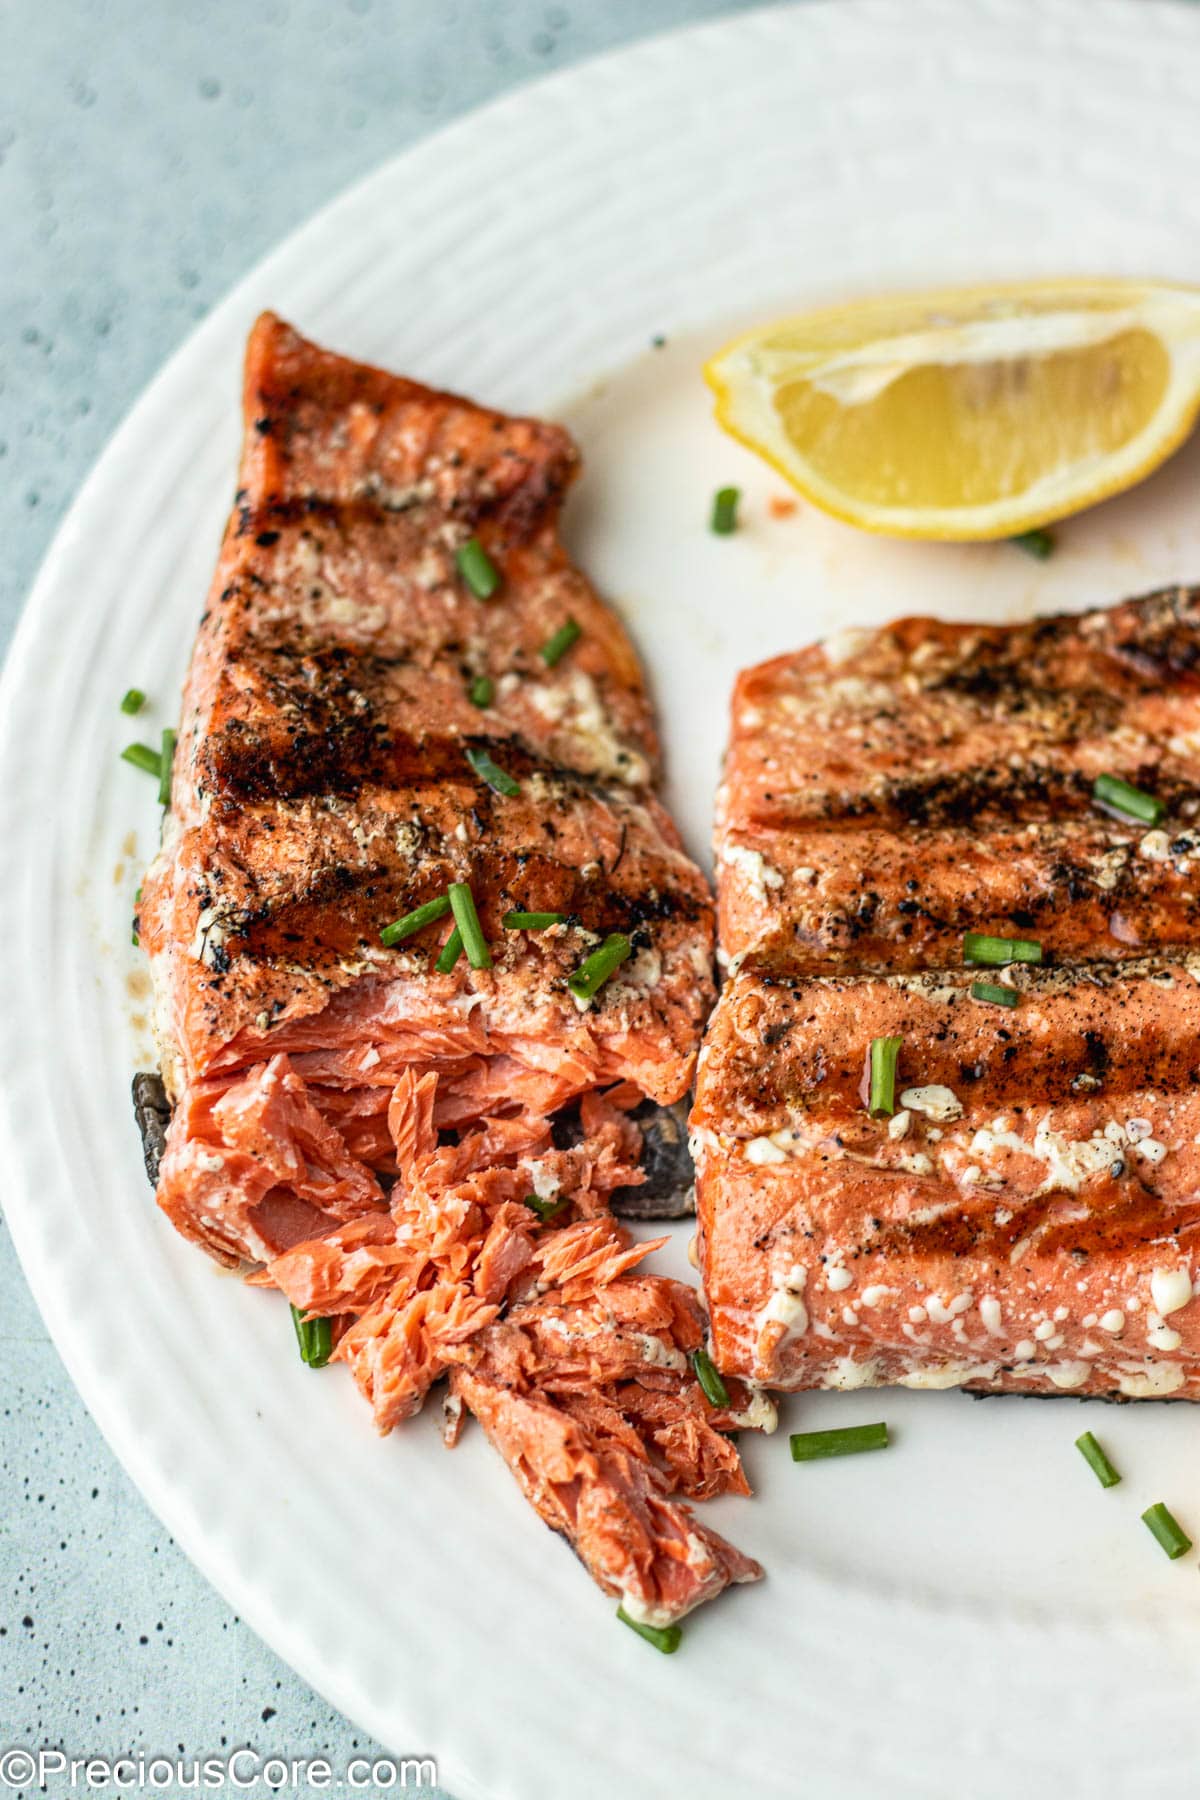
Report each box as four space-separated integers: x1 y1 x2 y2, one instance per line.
706 280 1200 538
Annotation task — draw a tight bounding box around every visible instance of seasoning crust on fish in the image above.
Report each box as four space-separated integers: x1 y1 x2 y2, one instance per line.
697 592 1200 1399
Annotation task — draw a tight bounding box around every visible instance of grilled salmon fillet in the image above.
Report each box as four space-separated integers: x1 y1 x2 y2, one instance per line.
138 315 762 1623
696 591 1200 1399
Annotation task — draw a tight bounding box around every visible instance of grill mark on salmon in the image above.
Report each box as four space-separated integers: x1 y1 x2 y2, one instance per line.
719 818 1200 974
164 778 707 1021
724 590 1200 836
694 955 1200 1131
699 594 1200 1401
139 315 759 1624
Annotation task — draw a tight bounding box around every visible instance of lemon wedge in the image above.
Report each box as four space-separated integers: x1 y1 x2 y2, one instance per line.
704 279 1200 539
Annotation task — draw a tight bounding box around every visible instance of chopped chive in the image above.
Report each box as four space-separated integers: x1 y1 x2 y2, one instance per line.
1142 1501 1191 1560
465 745 521 797
970 979 1019 1009
380 893 452 949
692 1347 730 1409
448 881 492 970
710 486 740 535
1093 773 1164 827
469 674 494 709
120 687 146 715
456 536 500 600
503 910 566 930
523 1191 567 1223
790 1422 889 1462
158 728 177 807
132 884 143 950
963 932 1043 966
434 924 464 974
290 1303 332 1369
617 1607 682 1654
1011 527 1054 559
868 1035 902 1117
540 617 581 668
1075 1431 1120 1489
567 932 632 1003
121 742 161 778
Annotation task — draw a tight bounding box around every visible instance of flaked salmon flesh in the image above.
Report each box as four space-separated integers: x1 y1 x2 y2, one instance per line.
138 315 762 1623
697 592 1200 1399
451 1239 764 1625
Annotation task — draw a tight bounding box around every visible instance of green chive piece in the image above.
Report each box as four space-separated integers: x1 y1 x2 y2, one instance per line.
970 979 1019 1009
1011 527 1054 560
567 932 632 1003
469 674 494 708
465 745 521 797
380 893 452 949
290 1303 331 1369
523 1191 567 1223
1075 1431 1121 1490
448 881 492 970
503 910 566 930
963 932 1043 967
1093 773 1164 827
158 728 177 807
540 617 582 668
434 925 464 974
790 1422 889 1462
121 742 161 778
456 536 500 600
132 884 143 949
711 486 740 535
868 1035 903 1117
617 1607 682 1654
692 1347 730 1409
1142 1501 1191 1560
120 687 146 716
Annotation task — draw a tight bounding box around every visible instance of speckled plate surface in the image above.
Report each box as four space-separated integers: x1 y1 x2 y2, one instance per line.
6 3 1200 1794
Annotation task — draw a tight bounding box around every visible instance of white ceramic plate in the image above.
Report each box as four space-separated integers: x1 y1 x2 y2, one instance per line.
7 3 1200 1793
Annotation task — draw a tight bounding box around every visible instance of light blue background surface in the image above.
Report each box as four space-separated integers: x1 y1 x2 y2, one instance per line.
0 1 761 1789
